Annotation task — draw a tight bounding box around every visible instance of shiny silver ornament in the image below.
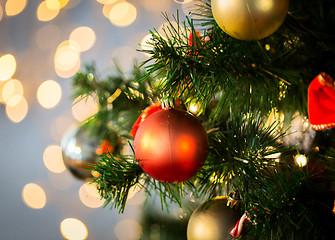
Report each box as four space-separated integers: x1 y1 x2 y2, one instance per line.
61 126 100 181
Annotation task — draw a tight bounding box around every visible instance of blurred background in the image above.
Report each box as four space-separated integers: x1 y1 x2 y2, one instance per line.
0 0 193 239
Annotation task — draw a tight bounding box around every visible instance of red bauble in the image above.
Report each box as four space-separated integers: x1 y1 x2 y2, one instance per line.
308 72 335 130
188 29 202 46
134 108 209 183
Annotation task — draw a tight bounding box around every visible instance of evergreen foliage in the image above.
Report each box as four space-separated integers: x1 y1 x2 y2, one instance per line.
71 0 335 238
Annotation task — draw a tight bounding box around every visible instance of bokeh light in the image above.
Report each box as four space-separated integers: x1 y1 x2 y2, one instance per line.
57 0 70 8
114 219 142 240
126 184 142 201
0 5 3 22
71 94 99 121
102 3 114 18
0 54 17 81
43 145 66 173
79 182 104 208
69 27 96 52
139 0 171 12
294 154 308 167
188 102 200 114
55 42 80 70
6 96 28 123
22 183 47 209
37 1 60 21
37 80 62 109
140 34 154 57
60 218 88 240
36 24 61 50
0 81 6 103
46 0 61 10
5 0 27 16
2 79 24 106
108 1 137 27
55 57 81 78
54 41 81 78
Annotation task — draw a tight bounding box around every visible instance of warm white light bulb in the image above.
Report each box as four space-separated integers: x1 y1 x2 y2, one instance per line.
294 154 307 167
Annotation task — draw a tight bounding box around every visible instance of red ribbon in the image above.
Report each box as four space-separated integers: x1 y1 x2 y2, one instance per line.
230 213 250 237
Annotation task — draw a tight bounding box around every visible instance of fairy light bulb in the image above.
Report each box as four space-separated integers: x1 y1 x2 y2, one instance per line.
294 154 307 167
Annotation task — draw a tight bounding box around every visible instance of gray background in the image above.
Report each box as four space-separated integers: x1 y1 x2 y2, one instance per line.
0 0 188 239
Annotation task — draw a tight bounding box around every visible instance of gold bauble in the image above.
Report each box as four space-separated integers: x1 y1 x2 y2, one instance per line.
187 197 241 240
211 0 289 40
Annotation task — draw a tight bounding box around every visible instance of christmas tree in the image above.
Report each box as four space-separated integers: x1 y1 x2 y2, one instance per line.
65 0 335 239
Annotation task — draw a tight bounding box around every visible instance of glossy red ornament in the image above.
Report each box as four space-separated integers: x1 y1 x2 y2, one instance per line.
308 72 335 130
134 108 209 183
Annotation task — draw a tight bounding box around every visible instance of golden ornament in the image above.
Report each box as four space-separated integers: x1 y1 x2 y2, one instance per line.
187 197 241 240
211 0 289 41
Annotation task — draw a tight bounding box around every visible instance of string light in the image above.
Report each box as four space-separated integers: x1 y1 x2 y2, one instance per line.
294 154 307 167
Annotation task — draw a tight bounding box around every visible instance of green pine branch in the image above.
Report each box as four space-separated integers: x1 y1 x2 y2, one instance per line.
138 0 335 118
91 149 197 213
72 62 158 140
242 164 335 240
89 153 143 213
196 111 288 198
72 1 335 238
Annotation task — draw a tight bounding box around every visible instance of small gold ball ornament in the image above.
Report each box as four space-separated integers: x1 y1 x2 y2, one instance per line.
187 197 241 240
211 0 290 41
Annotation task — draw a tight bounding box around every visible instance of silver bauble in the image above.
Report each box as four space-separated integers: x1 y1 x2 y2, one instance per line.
61 126 100 181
